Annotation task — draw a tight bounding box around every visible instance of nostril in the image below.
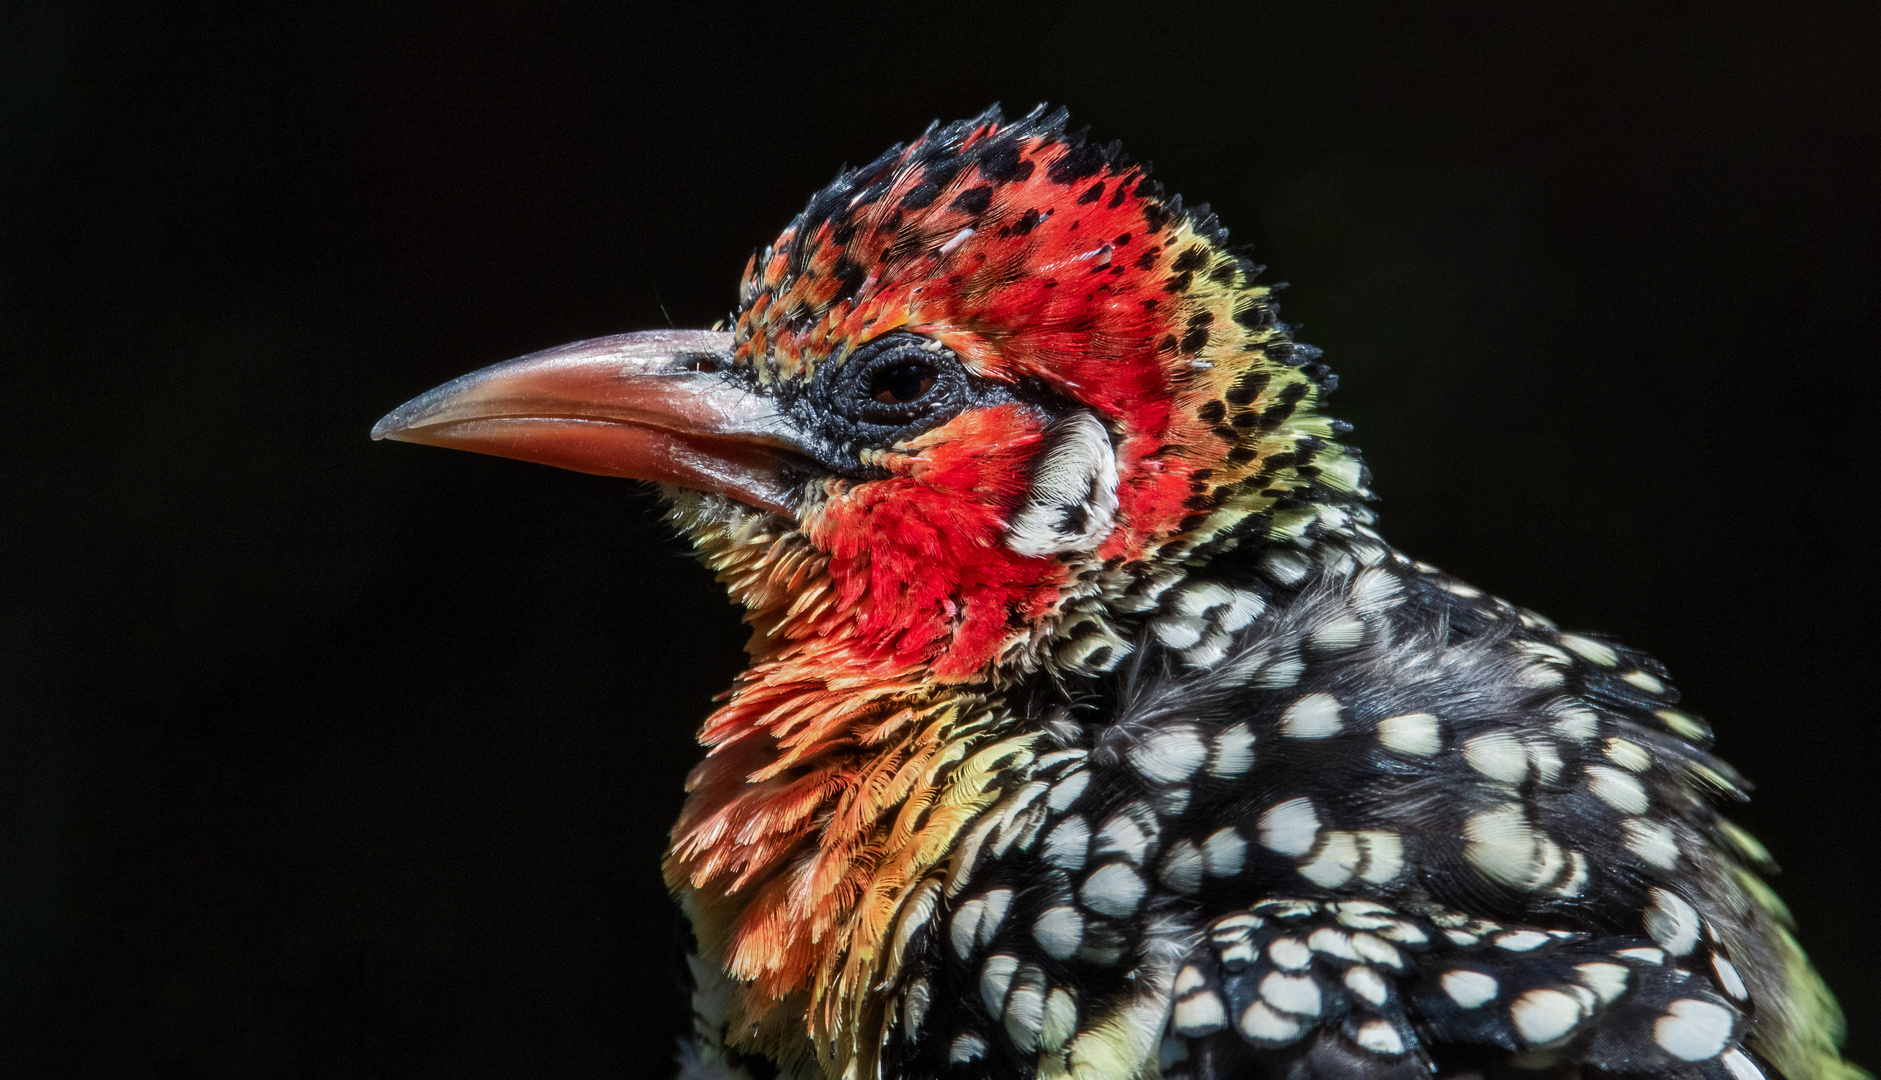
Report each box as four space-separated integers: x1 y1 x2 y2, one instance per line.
695 358 720 374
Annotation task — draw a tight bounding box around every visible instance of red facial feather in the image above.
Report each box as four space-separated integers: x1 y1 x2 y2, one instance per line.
805 404 1059 678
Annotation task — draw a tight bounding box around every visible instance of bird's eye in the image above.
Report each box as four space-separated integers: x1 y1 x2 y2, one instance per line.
810 331 979 455
870 361 938 405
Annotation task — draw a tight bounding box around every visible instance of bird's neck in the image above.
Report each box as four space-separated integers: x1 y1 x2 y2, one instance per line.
664 633 1032 1072
661 490 1378 899
659 495 1024 1068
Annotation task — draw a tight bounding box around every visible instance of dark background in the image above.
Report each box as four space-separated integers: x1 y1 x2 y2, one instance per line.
3 1 1876 1076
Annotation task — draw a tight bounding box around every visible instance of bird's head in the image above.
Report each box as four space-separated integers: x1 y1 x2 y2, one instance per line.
375 106 1366 686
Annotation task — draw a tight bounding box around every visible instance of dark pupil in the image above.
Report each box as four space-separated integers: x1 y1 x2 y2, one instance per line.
870 361 937 405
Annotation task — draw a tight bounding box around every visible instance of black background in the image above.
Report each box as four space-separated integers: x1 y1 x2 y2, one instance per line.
3 2 1876 1076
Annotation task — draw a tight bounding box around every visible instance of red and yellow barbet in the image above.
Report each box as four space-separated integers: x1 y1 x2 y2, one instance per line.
666 111 1355 1075
375 107 1861 1080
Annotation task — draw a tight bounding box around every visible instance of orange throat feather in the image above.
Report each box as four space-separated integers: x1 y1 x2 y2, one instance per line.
662 491 1048 1071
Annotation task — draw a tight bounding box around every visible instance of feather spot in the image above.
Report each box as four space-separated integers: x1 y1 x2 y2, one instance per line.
902 978 930 1034
1217 589 1266 631
1258 799 1320 857
1463 733 1530 785
1259 971 1322 1017
1268 936 1312 970
1309 928 1361 961
1559 633 1618 666
1604 737 1652 772
979 953 1018 1015
1153 615 1205 650
1550 704 1602 742
1623 670 1668 695
1354 1019 1405 1055
1079 862 1146 918
1574 962 1629 1004
1510 988 1585 1045
1307 615 1366 652
1645 888 1701 956
1208 723 1256 776
1551 849 1589 898
949 1033 986 1063
1495 931 1550 952
1280 693 1343 738
1350 567 1403 614
1623 817 1681 869
1655 708 1711 741
1046 769 1091 812
1377 713 1442 756
1174 581 1235 617
1356 830 1404 884
1653 999 1735 1061
1463 805 1549 889
1003 967 1048 1050
975 888 1012 948
1159 839 1204 894
1041 988 1079 1051
1173 990 1228 1036
1238 1001 1305 1043
1203 827 1249 876
951 896 987 960
1132 725 1208 784
1095 811 1152 865
1299 830 1360 888
1587 766 1650 814
1261 549 1312 587
1345 965 1389 1007
1442 970 1499 1008
1033 905 1084 960
1044 815 1091 871
1351 933 1403 970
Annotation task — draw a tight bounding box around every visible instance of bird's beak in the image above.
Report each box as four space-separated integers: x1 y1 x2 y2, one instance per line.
371 330 807 514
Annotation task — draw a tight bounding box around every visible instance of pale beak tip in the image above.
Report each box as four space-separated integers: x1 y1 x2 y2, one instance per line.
371 388 445 442
370 412 413 443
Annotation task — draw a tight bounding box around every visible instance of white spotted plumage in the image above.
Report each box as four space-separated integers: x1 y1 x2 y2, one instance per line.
862 528 1798 1080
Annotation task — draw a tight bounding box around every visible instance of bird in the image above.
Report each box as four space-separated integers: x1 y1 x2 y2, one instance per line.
372 106 1862 1080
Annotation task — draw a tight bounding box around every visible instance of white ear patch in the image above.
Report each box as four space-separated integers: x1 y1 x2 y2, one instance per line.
1005 411 1120 558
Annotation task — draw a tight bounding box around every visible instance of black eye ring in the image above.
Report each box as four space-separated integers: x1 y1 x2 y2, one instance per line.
822 333 965 430
791 330 1021 473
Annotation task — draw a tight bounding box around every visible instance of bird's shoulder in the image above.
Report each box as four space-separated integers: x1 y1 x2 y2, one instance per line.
873 524 1819 1080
